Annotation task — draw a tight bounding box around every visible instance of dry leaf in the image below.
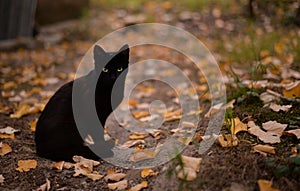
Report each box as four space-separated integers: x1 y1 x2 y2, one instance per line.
132 111 150 119
269 103 292 112
230 117 248 135
130 149 157 162
141 168 159 178
0 175 4 184
51 161 65 172
128 181 148 191
107 169 119 175
204 103 223 118
283 81 300 98
104 173 126 182
72 155 100 167
30 118 38 132
128 132 149 140
63 162 74 169
16 159 37 172
285 129 300 139
257 179 280 191
164 115 182 122
0 142 12 156
248 121 281 144
85 172 104 181
108 179 128 190
10 104 44 118
181 121 196 128
121 140 145 148
126 100 138 107
0 126 19 134
175 166 197 181
262 121 287 135
218 134 239 147
259 92 280 104
181 155 202 172
253 144 276 156
2 81 17 90
0 134 14 139
178 136 193 145
34 178 51 191
164 109 181 118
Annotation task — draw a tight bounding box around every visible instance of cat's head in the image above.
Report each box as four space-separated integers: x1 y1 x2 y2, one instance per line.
93 44 130 81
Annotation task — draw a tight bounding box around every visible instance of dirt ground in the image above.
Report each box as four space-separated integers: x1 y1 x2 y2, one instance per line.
1 2 300 191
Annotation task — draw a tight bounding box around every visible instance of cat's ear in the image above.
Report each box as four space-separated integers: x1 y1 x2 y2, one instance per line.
118 44 130 59
94 45 106 60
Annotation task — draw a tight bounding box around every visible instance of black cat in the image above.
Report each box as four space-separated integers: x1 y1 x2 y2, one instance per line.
35 44 130 161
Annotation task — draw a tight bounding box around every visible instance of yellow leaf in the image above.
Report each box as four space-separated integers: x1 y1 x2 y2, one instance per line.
0 142 12 156
164 109 181 118
128 132 149 140
16 159 37 172
0 134 14 139
141 168 158 178
283 81 300 98
127 181 148 191
218 134 239 147
108 179 128 190
253 144 276 156
2 81 17 90
132 111 150 119
230 117 247 135
257 179 280 191
29 118 38 132
10 104 43 118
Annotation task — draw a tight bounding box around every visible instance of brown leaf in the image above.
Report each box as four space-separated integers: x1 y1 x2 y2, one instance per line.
269 103 292 112
85 172 104 181
283 81 300 98
181 155 202 172
132 111 150 119
16 159 37 172
129 149 157 162
175 166 197 181
0 175 4 184
181 121 196 128
127 181 148 191
262 121 287 135
10 104 44 118
104 173 126 182
257 179 279 191
121 140 145 148
285 129 300 139
33 178 51 191
107 179 128 190
218 134 239 147
30 118 38 132
0 142 12 156
253 144 276 156
141 168 158 178
2 81 17 90
51 161 65 172
230 117 248 135
128 132 149 140
248 121 282 144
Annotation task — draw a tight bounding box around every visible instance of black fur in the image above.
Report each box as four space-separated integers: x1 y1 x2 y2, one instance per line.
35 45 129 161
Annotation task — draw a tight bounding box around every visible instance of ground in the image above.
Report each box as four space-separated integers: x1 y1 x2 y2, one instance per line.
0 1 300 191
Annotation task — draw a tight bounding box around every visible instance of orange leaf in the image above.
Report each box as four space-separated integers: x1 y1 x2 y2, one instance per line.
283 81 300 98
0 142 12 156
141 168 158 178
257 179 279 191
16 159 37 172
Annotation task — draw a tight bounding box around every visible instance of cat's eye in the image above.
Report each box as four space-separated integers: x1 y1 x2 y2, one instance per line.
117 67 123 72
102 68 108 72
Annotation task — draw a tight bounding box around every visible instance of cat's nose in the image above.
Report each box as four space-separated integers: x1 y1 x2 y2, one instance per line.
110 73 117 80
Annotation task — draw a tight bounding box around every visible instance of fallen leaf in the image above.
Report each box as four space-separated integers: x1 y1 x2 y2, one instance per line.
175 166 197 181
269 103 292 112
127 181 148 191
16 159 37 172
2 81 17 90
51 161 65 172
10 103 44 118
248 121 282 144
33 178 51 191
121 140 145 148
230 117 248 135
141 168 159 178
0 126 19 134
218 134 239 147
30 118 38 132
130 149 157 162
283 81 300 98
127 100 138 107
0 142 12 156
253 144 276 156
164 115 182 122
132 111 150 119
204 103 223 118
262 121 287 135
0 134 14 139
257 179 279 191
285 129 300 139
108 179 128 190
72 155 100 167
128 132 149 140
85 172 104 181
178 136 193 145
259 92 280 104
181 121 196 128
107 169 119 175
181 155 202 172
104 173 126 182
164 109 182 118
0 175 4 184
